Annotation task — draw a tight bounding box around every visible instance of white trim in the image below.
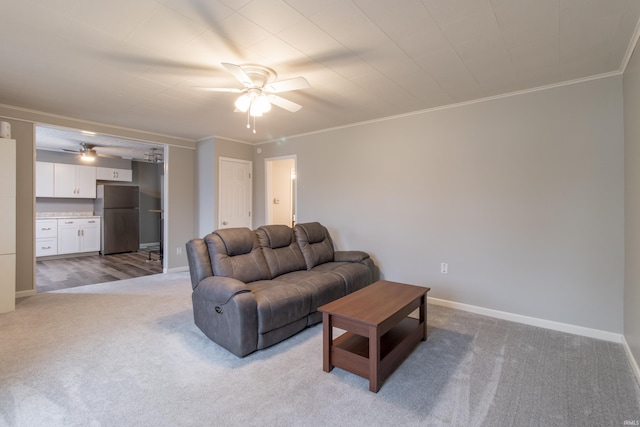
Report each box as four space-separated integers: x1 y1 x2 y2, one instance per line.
427 296 622 343
206 135 253 145
264 155 297 227
622 336 640 387
166 266 188 274
621 12 640 73
16 290 36 298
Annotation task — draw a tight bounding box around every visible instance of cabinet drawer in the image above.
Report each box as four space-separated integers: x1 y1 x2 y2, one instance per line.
36 238 58 257
36 220 58 238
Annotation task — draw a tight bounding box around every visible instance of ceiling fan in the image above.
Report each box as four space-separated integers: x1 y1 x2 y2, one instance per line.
196 63 310 133
145 148 163 163
62 142 101 161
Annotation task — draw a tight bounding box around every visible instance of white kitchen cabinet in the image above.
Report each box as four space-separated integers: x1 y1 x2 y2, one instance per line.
0 138 16 313
57 218 101 254
96 167 132 182
80 219 100 252
36 162 54 197
35 219 58 257
54 164 96 198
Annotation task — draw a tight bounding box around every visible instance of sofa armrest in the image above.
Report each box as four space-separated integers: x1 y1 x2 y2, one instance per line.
192 276 258 357
334 250 370 263
195 276 251 306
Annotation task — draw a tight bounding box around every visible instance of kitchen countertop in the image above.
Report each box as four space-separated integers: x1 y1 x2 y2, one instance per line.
36 212 101 219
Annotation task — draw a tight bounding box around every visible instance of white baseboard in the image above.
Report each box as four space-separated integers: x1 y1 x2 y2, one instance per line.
622 336 640 387
427 296 623 343
165 266 189 274
16 290 36 299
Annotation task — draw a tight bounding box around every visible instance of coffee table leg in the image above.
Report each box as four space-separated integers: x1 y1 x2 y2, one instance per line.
369 325 380 392
322 312 333 372
420 294 427 341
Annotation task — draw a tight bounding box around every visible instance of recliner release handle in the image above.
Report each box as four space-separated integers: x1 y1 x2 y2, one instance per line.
214 289 250 314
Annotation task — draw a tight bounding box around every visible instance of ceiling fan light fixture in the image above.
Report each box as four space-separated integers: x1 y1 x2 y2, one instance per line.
234 94 251 112
81 150 96 161
256 94 271 113
249 102 264 117
205 62 308 133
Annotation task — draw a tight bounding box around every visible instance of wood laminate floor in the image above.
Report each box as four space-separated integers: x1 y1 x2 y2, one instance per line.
36 251 163 293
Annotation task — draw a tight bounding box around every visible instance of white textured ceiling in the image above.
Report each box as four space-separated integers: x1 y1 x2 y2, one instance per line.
1 0 640 147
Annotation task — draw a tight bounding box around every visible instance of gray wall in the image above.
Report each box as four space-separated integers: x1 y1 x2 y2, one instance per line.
196 138 215 237
166 145 193 270
1 118 35 293
253 76 625 334
195 136 253 237
623 44 640 372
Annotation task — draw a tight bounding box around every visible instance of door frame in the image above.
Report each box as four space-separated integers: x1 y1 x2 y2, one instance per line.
264 155 297 226
218 156 253 229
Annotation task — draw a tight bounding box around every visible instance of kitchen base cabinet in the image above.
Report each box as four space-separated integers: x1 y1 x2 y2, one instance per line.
36 219 58 257
57 218 101 255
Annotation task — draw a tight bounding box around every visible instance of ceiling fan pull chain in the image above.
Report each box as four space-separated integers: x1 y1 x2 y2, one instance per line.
253 116 257 134
246 110 251 129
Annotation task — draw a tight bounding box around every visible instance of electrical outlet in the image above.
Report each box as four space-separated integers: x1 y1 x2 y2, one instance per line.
177 247 182 255
440 263 448 274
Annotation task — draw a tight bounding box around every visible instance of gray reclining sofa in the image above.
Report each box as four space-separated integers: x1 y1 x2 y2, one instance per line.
186 222 376 357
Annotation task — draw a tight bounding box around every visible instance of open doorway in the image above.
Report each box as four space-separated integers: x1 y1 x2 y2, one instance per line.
34 124 166 292
265 156 296 227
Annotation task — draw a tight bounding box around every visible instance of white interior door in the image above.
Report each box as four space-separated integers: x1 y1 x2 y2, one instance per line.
219 157 252 229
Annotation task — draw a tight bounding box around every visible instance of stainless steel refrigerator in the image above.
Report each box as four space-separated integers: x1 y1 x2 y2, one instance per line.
95 185 139 255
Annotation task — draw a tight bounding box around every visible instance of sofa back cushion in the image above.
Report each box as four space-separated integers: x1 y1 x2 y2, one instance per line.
294 222 335 270
204 227 271 283
256 225 307 277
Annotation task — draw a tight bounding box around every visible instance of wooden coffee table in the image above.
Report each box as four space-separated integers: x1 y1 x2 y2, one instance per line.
318 280 430 392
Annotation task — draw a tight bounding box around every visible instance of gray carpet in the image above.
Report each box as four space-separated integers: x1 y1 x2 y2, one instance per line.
1 272 638 427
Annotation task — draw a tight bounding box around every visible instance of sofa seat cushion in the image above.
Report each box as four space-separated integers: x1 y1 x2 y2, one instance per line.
309 261 350 273
276 271 345 312
311 262 373 294
247 280 311 334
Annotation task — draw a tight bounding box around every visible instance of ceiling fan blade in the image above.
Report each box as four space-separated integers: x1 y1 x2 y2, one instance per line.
264 77 310 93
192 86 244 93
268 95 302 112
222 62 254 87
95 152 122 159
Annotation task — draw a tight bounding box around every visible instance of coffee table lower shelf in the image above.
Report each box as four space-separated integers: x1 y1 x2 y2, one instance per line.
330 317 423 387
